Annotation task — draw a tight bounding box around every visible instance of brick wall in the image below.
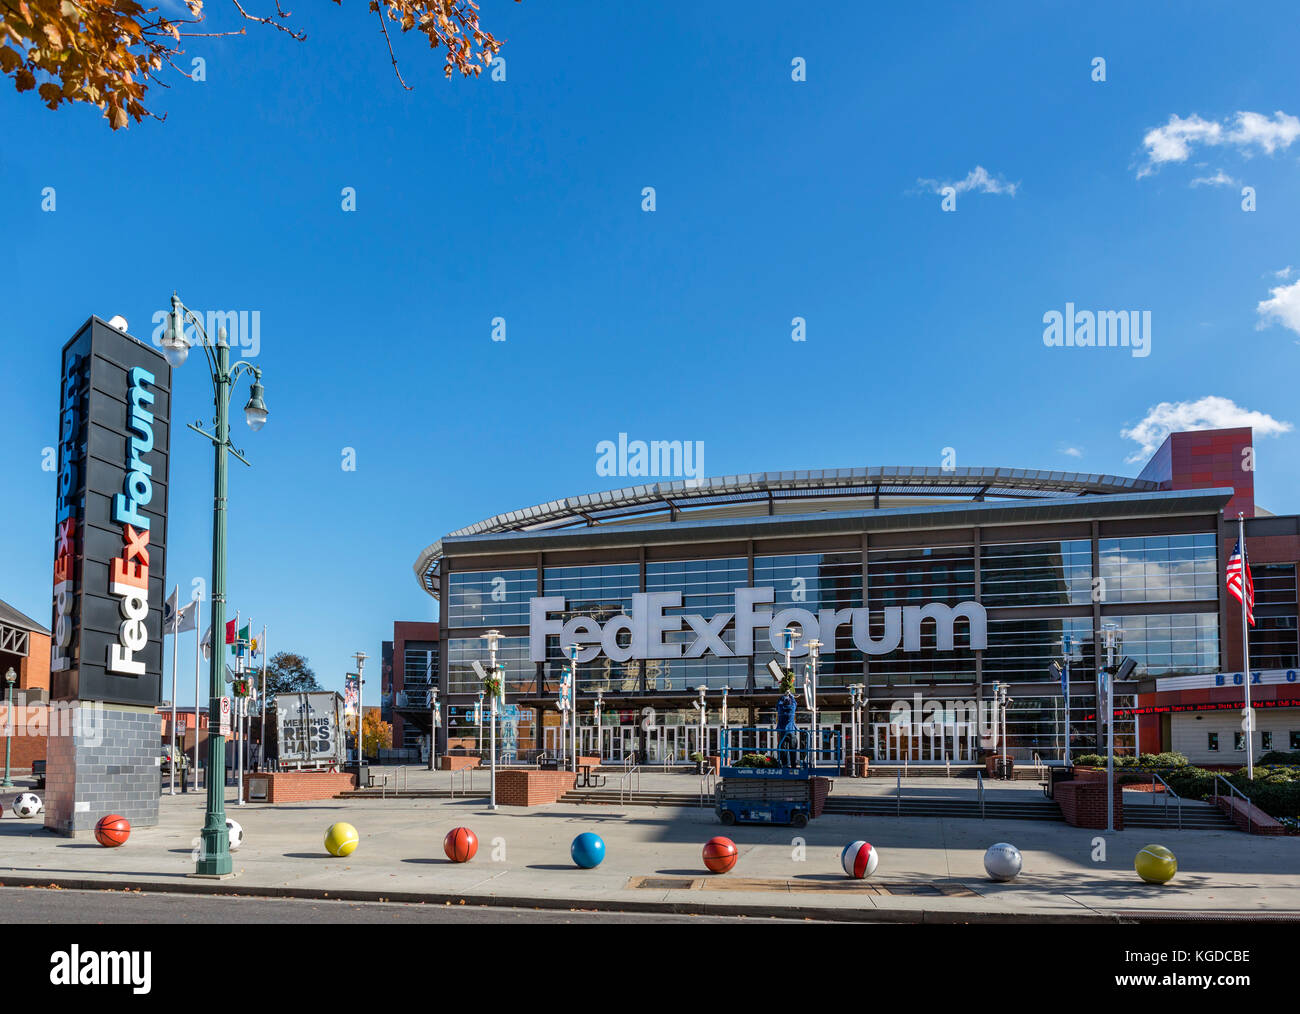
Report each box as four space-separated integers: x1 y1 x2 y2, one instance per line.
1056 778 1125 829
44 704 161 836
495 768 576 806
0 704 48 769
21 632 51 693
1214 794 1285 835
246 770 357 803
439 755 481 770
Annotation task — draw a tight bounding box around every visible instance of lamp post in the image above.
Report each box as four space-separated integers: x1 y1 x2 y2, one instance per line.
594 690 604 762
806 638 822 764
693 686 707 763
482 629 502 810
428 686 440 771
567 643 580 774
847 683 864 775
161 292 269 879
557 665 569 764
352 651 368 767
2 667 16 788
1101 623 1123 833
1060 634 1075 766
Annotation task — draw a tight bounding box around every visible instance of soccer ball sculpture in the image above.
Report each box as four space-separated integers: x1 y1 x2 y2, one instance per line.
12 793 42 818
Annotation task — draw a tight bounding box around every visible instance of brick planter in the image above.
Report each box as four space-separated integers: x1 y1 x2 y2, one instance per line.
248 770 357 804
438 755 481 771
1056 778 1125 829
495 768 576 806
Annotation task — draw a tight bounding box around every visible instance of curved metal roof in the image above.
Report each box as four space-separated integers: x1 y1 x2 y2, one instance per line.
413 466 1160 598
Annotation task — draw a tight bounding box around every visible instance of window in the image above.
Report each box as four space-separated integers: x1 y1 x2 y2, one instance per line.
1207 732 1219 752
1291 731 1300 750
1262 731 1273 751
1233 731 1246 751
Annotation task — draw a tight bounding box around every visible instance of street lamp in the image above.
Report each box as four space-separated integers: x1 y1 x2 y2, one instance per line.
806 638 822 765
847 683 865 775
164 292 269 879
2 667 16 788
566 643 580 774
481 629 503 810
593 690 604 762
427 685 440 771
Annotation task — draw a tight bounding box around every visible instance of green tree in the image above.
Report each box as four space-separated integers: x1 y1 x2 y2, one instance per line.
262 651 323 697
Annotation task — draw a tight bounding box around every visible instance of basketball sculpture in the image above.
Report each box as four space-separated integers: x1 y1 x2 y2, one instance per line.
226 818 244 851
570 832 605 869
702 836 738 874
1135 844 1177 884
94 814 131 848
841 840 879 879
12 793 42 818
444 827 478 863
324 822 359 857
983 842 1023 882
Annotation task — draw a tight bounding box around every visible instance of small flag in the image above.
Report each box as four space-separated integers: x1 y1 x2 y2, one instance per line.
1226 537 1255 627
176 600 198 634
201 625 213 661
225 618 238 644
164 587 180 633
231 623 251 656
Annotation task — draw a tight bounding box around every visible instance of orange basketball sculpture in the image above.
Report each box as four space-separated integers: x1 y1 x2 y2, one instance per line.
443 826 478 863
95 814 131 848
702 835 738 874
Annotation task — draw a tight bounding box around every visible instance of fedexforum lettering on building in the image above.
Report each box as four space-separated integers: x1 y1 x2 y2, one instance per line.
386 425 1300 769
528 590 986 662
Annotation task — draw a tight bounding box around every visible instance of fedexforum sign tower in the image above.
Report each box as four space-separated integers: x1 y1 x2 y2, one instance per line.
46 318 171 835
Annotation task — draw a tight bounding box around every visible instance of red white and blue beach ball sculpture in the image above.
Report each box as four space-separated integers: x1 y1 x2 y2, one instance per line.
841 841 879 879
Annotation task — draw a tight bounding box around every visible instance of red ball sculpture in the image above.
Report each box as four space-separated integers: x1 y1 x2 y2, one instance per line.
702 835 738 874
95 814 131 848
443 826 478 863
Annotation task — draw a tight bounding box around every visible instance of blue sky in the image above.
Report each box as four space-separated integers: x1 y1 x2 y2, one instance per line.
4 1 1299 707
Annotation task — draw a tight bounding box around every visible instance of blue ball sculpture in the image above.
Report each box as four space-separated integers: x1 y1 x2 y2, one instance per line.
571 832 605 869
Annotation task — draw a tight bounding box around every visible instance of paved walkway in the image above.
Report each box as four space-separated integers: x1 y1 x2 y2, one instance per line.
0 787 1295 921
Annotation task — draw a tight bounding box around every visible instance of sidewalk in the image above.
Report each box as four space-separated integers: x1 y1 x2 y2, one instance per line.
1 788 1296 922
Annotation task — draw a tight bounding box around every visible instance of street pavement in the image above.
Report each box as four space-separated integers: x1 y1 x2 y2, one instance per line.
0 776 1296 922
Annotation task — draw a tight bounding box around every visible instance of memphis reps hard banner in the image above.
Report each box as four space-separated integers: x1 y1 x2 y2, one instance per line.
50 317 171 706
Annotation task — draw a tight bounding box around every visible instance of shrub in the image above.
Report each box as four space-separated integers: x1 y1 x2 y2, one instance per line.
1074 754 1106 768
1139 751 1189 768
1258 750 1300 766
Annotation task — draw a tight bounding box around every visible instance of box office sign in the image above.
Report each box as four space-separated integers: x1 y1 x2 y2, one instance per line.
50 318 171 706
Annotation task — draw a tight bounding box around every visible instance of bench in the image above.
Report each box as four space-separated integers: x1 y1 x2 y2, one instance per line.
32 760 46 790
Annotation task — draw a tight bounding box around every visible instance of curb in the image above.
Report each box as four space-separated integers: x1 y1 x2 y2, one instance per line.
0 873 1126 924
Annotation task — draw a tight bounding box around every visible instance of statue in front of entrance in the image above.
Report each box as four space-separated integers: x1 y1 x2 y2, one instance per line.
774 668 799 767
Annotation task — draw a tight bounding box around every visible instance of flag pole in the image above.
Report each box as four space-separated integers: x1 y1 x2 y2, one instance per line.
260 624 268 769
1239 512 1254 780
169 591 178 796
194 621 202 792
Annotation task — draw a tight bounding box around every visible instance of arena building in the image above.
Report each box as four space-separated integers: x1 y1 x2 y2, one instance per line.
401 427 1300 769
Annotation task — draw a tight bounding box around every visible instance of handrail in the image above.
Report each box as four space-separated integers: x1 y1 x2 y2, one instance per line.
1149 771 1183 830
1032 752 1045 780
976 770 985 819
699 766 717 809
617 765 641 805
896 769 902 817
1212 773 1254 833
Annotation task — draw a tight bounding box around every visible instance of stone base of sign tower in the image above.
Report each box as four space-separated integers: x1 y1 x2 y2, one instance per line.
43 703 161 836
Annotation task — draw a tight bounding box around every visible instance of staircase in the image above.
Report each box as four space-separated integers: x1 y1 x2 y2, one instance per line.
1121 800 1237 831
822 795 1063 822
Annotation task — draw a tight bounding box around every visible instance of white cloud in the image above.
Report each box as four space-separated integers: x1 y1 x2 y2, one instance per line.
1272 265 1293 280
1120 396 1292 462
1137 110 1300 178
915 165 1019 197
1059 446 1083 458
1257 276 1300 337
1189 169 1238 187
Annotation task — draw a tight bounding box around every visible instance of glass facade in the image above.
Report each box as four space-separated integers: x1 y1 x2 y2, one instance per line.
754 552 863 687
980 540 1092 607
1110 612 1220 677
1097 534 1218 602
447 635 533 694
446 568 537 627
983 616 1094 683
1251 563 1298 669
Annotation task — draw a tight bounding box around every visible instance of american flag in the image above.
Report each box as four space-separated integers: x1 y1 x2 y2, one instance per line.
1225 537 1255 627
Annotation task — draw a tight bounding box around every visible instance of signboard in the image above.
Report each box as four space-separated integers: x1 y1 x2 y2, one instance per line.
218 696 232 737
343 674 359 717
50 317 171 705
527 590 987 663
1155 668 1300 692
276 691 345 768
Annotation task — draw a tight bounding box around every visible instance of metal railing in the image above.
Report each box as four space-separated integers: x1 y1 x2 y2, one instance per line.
896 769 902 816
976 770 985 819
617 765 641 805
449 766 483 798
1148 771 1183 830
1212 773 1254 833
699 766 717 809
376 767 410 798
1032 752 1045 780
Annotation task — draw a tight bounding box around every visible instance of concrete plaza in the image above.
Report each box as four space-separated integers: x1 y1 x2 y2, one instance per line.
1 771 1296 922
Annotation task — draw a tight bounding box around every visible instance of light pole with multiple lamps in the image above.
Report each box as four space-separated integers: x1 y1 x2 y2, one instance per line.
2 667 15 788
806 638 822 763
161 293 269 878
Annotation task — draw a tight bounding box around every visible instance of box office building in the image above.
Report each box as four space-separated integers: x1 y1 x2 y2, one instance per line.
410 427 1300 767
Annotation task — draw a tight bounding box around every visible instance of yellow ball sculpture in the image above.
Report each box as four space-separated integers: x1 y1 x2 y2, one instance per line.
325 822 359 857
1134 844 1177 884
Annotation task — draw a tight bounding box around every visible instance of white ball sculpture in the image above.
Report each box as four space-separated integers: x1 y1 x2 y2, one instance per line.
12 793 42 818
983 842 1023 882
226 818 244 851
